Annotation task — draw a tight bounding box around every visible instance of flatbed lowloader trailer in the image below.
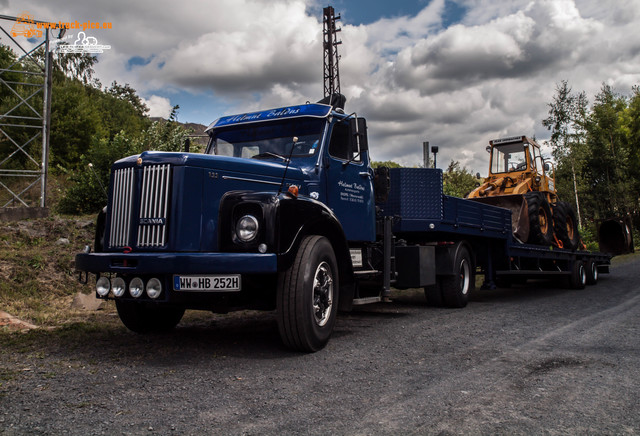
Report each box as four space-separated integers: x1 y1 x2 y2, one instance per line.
75 101 611 352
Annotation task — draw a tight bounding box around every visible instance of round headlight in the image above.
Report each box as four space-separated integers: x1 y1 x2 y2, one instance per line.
96 277 110 297
112 277 126 297
236 215 259 242
146 278 162 299
129 277 144 298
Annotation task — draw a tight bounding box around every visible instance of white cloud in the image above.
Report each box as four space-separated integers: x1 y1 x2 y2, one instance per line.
142 95 173 118
2 0 640 174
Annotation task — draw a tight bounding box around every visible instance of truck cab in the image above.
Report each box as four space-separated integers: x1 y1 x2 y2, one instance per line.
76 102 375 351
205 103 375 242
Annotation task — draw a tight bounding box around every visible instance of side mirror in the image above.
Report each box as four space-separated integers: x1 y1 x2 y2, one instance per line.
544 162 550 172
476 172 481 179
349 117 368 152
184 138 190 153
485 146 491 153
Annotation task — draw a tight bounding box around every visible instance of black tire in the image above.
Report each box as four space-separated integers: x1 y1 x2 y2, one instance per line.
440 245 473 308
585 259 598 285
525 193 553 246
568 260 586 289
277 236 338 352
424 284 444 307
553 201 580 250
115 301 185 333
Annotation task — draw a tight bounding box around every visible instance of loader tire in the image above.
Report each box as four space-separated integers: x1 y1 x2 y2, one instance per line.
525 193 553 246
553 201 580 250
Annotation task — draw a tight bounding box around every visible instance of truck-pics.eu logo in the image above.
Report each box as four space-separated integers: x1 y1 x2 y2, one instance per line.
11 12 42 38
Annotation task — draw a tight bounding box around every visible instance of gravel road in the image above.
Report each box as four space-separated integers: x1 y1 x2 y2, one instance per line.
2 255 639 435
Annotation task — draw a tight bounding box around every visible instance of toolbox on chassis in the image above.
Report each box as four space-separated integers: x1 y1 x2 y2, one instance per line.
75 101 611 352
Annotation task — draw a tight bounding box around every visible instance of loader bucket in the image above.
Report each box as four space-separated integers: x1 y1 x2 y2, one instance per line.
598 217 634 255
468 195 530 242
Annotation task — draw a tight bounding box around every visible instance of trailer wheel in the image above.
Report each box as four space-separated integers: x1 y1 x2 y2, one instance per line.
525 193 553 246
115 301 185 333
440 246 473 308
568 260 587 289
585 259 598 285
553 201 580 250
277 236 338 352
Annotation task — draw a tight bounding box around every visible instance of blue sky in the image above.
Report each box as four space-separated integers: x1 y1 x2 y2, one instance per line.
2 0 640 172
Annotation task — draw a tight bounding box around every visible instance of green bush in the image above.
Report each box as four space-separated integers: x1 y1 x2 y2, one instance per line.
57 121 191 215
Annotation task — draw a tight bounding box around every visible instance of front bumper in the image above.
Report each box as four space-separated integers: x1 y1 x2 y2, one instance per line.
75 252 278 275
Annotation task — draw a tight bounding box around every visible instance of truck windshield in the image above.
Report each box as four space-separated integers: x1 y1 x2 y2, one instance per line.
491 142 528 173
208 118 325 161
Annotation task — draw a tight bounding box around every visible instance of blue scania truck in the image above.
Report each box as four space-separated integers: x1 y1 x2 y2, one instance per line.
75 100 611 352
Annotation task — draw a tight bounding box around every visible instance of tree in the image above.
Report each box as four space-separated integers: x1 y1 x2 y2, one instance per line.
542 80 588 227
442 160 478 198
107 81 149 117
584 84 633 219
371 160 402 168
57 121 192 214
52 44 100 87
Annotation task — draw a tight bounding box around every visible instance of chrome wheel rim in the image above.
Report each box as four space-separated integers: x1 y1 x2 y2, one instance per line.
313 261 333 327
459 258 470 295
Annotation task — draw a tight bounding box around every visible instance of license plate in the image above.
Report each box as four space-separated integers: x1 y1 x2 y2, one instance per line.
173 275 241 291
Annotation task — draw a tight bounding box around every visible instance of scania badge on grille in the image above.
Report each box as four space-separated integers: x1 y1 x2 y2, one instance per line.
139 218 166 225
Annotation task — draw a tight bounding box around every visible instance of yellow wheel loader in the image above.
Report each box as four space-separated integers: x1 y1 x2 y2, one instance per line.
467 136 580 249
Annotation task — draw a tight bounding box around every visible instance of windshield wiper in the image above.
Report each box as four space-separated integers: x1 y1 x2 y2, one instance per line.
252 152 289 163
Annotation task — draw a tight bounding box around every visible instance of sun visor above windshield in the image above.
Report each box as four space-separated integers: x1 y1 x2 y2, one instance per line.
205 104 333 133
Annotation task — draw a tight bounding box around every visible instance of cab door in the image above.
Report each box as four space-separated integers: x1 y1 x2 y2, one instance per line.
324 120 375 242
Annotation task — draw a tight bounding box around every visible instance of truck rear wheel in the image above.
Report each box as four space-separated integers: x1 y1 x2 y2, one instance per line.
115 301 185 333
525 193 553 246
277 236 338 352
440 245 473 308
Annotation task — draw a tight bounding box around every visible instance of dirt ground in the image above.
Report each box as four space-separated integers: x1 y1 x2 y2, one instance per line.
1 255 639 435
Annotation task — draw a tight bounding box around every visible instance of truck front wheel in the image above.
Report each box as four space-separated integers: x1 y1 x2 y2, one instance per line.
115 301 185 333
277 236 339 352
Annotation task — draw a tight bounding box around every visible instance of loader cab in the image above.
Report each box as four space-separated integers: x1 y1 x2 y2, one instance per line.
489 136 536 175
488 136 555 193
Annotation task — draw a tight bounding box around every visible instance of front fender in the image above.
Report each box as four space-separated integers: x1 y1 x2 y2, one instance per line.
218 191 354 307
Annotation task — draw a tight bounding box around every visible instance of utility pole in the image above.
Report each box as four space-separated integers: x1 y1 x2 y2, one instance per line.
323 6 342 99
423 141 430 168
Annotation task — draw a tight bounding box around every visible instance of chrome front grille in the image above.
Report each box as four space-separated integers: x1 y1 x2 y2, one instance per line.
109 167 134 248
137 164 171 247
108 164 172 248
